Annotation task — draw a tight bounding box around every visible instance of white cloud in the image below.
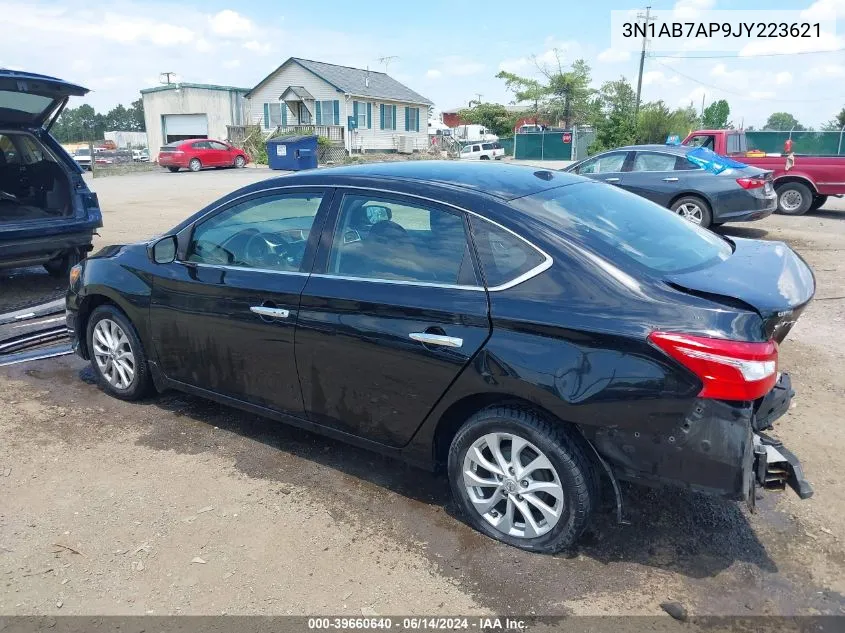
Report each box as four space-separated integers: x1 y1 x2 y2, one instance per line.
642 70 664 85
710 62 748 83
749 91 776 100
801 0 845 20
597 48 631 63
426 57 484 79
498 40 580 76
209 9 254 38
243 40 273 55
223 59 241 69
498 56 532 74
808 64 845 79
672 0 715 20
678 86 707 108
195 38 213 53
425 69 443 79
775 71 792 85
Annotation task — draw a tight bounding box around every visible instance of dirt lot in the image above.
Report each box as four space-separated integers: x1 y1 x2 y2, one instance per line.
1 168 844 617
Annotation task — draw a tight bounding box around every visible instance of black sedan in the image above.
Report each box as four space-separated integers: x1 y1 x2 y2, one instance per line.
565 144 776 228
66 162 814 553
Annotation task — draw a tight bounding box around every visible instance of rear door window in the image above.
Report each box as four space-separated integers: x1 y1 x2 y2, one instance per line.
510 182 732 274
326 194 477 286
209 141 229 151
631 152 678 172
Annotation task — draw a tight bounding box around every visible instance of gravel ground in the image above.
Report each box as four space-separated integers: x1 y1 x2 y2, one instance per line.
0 168 843 617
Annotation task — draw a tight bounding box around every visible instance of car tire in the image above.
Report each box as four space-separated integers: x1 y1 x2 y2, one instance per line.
448 406 596 554
188 158 202 173
234 155 246 168
167 166 180 173
43 248 82 278
480 155 491 160
670 196 712 228
86 305 152 402
776 182 813 215
809 195 828 212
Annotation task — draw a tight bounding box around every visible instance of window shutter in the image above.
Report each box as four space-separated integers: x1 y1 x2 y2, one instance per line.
333 100 340 125
404 107 409 132
367 103 372 129
392 105 397 130
281 104 287 126
315 101 322 125
415 108 420 132
263 103 269 129
353 101 359 120
380 104 385 130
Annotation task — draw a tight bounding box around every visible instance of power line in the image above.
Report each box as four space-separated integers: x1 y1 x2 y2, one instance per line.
649 47 845 60
651 59 845 103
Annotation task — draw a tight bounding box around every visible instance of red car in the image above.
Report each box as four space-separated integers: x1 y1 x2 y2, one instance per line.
157 138 250 173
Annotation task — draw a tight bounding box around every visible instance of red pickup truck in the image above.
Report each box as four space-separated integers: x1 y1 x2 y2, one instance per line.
682 129 845 215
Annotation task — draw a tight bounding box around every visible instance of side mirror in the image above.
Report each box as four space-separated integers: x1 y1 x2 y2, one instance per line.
150 235 177 264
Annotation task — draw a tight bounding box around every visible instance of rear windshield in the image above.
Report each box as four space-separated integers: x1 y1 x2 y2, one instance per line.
161 142 183 150
510 182 731 274
0 90 52 114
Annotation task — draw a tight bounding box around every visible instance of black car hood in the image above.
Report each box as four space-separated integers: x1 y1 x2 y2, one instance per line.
667 237 815 342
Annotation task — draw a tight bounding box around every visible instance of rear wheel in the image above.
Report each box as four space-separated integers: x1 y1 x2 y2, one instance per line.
234 155 246 168
167 166 180 173
188 158 202 172
809 195 828 212
86 305 152 401
448 406 596 553
670 196 712 228
776 182 812 215
480 155 491 160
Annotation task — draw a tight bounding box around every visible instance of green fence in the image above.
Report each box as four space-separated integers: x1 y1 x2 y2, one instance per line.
513 132 573 160
746 130 845 155
499 137 514 156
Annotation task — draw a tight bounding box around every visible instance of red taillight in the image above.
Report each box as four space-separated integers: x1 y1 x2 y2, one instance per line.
736 177 767 189
648 332 778 401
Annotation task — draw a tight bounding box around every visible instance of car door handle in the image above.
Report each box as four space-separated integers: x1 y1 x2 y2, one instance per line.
662 177 679 182
604 177 620 183
250 306 290 319
409 332 463 348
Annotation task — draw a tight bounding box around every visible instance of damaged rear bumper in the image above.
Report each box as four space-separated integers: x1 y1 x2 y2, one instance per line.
751 372 813 502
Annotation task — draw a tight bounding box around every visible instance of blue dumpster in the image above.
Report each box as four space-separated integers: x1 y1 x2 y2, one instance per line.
267 135 319 171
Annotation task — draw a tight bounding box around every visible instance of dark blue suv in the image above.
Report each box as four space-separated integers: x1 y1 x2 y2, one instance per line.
0 70 102 277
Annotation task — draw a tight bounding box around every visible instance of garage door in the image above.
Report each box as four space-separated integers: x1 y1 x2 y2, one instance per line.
163 114 208 142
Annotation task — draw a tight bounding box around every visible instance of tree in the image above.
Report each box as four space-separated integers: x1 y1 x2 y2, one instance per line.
589 77 636 153
496 52 595 127
129 98 146 131
456 102 521 137
764 112 805 131
822 107 845 131
701 99 731 129
636 101 699 144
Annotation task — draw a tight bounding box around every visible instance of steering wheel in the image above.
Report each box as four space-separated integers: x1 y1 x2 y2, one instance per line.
244 231 299 267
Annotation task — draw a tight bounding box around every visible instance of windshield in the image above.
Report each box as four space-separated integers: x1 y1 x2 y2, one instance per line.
510 182 732 274
75 148 90 156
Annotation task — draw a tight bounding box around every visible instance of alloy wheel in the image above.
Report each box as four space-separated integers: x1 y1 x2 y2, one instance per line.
235 156 245 168
675 203 704 224
780 190 803 213
462 432 564 539
92 319 136 390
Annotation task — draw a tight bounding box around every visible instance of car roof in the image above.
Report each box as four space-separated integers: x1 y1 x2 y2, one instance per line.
263 161 583 201
604 144 691 155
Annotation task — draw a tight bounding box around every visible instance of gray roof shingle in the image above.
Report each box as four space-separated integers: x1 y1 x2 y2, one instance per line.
246 57 432 106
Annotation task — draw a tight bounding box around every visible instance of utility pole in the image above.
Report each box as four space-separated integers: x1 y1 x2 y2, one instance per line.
634 6 653 120
701 93 706 118
160 72 176 85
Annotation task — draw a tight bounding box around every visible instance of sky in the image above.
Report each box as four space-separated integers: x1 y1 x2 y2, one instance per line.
1 0 844 128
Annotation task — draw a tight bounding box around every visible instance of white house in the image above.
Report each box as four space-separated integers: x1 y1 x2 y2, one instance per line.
245 57 433 154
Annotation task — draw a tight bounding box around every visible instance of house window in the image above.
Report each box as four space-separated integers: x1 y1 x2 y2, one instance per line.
268 103 282 127
380 104 396 130
316 100 339 125
405 107 420 132
354 101 368 129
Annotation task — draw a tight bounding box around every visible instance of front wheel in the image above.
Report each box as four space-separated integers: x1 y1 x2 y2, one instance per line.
188 158 202 172
234 155 246 168
86 305 152 401
448 406 596 553
776 182 812 215
670 196 712 228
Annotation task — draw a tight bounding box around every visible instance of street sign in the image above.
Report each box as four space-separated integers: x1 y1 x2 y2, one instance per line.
562 133 572 143
348 116 358 131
